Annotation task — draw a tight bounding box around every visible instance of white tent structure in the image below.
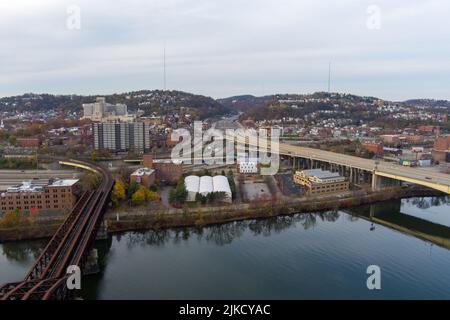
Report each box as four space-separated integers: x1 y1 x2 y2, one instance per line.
184 175 232 202
185 175 200 202
213 175 232 203
199 176 213 197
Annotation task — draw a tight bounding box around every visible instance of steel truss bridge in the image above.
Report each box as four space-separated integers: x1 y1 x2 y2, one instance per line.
0 159 114 300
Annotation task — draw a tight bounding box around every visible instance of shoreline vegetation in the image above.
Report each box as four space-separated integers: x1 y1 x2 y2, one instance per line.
0 187 442 243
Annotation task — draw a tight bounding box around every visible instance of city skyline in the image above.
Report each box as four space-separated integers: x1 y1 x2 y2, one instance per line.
1 0 450 100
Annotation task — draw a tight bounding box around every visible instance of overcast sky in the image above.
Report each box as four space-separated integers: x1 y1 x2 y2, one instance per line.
1 0 450 100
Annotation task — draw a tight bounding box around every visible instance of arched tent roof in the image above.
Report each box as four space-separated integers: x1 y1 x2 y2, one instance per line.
213 175 232 195
199 176 213 195
185 176 200 193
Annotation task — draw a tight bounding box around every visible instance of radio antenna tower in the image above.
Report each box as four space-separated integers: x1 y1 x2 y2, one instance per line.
163 43 167 91
328 61 331 94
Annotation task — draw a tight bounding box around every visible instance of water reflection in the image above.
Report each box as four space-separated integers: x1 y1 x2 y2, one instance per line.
120 211 341 249
403 196 450 210
1 240 45 264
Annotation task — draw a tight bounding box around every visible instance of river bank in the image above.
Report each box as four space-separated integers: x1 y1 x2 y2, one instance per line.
0 187 443 243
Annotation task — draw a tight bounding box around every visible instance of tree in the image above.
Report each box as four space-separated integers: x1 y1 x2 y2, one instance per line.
79 172 100 192
91 150 98 161
0 209 20 228
111 180 126 206
8 135 16 146
131 186 147 206
131 185 160 206
169 178 187 205
127 182 140 199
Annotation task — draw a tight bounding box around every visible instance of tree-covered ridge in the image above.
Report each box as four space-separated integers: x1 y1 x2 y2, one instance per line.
0 90 233 120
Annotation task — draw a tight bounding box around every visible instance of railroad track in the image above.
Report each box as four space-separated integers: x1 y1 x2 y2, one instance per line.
0 159 114 300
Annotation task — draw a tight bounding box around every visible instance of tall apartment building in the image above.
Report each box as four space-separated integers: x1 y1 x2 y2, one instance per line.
93 122 151 153
0 179 79 216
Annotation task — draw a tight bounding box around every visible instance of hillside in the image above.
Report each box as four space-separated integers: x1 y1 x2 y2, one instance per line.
0 90 233 120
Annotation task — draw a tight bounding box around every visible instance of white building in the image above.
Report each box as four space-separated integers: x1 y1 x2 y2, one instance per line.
237 152 258 174
199 176 213 197
239 162 258 174
185 176 200 202
82 97 135 122
184 175 232 202
212 175 232 203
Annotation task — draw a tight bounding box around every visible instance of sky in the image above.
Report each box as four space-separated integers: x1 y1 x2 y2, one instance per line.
1 0 450 100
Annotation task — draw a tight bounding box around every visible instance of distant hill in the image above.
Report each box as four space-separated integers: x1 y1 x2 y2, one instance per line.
403 99 450 109
0 90 233 120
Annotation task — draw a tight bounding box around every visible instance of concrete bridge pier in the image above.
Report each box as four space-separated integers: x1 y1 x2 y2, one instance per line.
83 249 100 275
371 173 401 191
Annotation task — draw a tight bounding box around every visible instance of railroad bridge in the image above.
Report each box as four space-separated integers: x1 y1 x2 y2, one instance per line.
0 159 114 300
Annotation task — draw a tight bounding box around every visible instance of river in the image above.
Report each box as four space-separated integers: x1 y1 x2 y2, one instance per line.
1 196 449 299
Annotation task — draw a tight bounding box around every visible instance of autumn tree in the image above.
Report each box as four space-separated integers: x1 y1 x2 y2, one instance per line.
111 180 126 206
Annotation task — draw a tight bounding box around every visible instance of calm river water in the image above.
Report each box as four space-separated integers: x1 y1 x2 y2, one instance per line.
1 196 450 299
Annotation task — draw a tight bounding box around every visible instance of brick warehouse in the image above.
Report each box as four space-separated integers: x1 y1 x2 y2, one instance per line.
0 179 79 216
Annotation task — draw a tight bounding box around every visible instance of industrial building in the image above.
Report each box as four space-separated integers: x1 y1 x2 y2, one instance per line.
0 179 79 216
293 169 349 195
185 175 232 203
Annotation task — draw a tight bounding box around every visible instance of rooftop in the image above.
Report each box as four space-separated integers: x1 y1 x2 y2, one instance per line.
302 169 341 179
5 178 79 193
48 179 79 187
131 167 155 176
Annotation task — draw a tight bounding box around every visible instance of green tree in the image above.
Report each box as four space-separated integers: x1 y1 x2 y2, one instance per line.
169 178 187 204
8 135 16 146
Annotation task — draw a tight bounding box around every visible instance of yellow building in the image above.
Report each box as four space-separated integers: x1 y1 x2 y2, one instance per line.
293 169 349 195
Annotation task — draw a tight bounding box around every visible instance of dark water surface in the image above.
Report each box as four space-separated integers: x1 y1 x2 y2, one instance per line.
1 197 449 299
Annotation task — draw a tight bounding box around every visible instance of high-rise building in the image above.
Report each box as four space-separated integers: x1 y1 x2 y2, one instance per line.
93 122 151 153
82 97 134 122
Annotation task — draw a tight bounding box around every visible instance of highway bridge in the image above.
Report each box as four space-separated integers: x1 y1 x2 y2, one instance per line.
273 141 450 194
0 159 114 300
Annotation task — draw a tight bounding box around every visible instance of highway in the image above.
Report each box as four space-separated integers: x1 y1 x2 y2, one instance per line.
274 142 450 193
220 129 450 194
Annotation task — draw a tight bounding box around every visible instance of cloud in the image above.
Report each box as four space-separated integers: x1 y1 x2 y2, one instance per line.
0 0 449 100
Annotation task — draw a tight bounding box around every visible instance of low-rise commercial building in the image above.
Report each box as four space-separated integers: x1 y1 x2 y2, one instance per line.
130 167 156 189
0 179 79 216
293 169 349 195
153 160 183 184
